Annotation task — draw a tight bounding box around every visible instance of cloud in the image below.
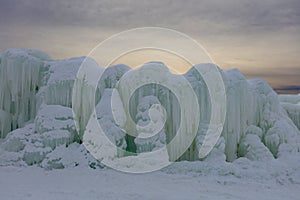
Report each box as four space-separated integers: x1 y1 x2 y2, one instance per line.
1 0 299 33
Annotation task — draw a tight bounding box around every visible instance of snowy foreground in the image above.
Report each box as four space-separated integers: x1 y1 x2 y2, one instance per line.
1 156 300 200
0 48 300 199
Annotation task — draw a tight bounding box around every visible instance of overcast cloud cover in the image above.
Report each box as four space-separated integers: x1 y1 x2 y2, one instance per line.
0 0 299 92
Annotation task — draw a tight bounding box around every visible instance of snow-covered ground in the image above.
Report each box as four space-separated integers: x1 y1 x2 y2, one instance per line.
1 156 300 200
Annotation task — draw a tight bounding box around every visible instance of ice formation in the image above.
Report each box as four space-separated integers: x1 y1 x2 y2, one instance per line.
0 49 50 138
41 57 85 107
279 94 300 130
134 96 167 153
0 48 299 169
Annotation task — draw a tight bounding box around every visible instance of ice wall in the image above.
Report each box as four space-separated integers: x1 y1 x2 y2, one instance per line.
221 74 299 160
134 96 166 153
42 57 85 107
95 89 127 153
0 49 90 167
0 49 50 138
0 48 299 167
116 62 200 161
183 67 298 161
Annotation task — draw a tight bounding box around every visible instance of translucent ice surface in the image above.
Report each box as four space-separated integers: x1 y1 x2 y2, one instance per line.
0 48 299 168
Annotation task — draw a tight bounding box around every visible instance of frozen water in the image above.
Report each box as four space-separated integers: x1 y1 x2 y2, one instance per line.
41 57 85 107
279 94 300 130
0 49 50 138
0 48 299 169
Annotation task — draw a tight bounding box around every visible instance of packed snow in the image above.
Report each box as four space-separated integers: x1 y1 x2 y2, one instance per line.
0 48 299 199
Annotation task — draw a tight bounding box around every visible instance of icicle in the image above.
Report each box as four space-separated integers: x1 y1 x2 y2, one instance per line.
0 49 50 138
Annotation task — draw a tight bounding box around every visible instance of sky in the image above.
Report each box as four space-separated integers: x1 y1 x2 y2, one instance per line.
0 0 299 94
